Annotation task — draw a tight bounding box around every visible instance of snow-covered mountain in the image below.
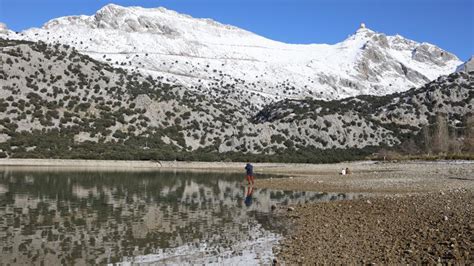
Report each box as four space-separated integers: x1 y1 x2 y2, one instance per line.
0 38 472 160
0 23 14 35
1 4 462 106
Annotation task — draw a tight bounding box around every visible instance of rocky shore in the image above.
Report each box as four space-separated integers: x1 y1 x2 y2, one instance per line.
275 190 473 264
255 162 474 264
257 161 474 193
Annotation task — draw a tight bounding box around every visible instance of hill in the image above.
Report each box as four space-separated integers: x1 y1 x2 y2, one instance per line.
0 38 472 162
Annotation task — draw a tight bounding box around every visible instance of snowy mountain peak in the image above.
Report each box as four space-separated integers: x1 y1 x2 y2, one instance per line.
354 27 375 37
42 3 244 36
354 23 375 34
5 4 463 105
342 25 383 50
345 24 379 42
97 3 126 12
0 22 13 35
96 3 184 18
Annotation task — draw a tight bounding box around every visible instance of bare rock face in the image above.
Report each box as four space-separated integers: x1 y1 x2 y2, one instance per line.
92 4 179 36
412 43 458 66
94 4 129 29
456 56 474 73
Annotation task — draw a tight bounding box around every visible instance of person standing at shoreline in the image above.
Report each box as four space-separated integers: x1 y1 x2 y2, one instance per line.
245 162 255 185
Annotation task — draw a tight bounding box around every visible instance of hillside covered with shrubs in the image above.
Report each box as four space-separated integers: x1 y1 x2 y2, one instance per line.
0 38 472 162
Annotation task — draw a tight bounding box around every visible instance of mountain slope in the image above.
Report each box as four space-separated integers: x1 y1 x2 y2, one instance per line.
0 39 249 158
253 70 473 155
0 38 472 161
456 56 474 73
2 4 461 107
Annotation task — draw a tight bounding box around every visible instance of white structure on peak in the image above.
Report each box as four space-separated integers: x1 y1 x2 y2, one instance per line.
360 23 366 29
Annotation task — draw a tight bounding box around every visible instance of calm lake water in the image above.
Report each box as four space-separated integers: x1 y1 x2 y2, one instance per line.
0 168 363 265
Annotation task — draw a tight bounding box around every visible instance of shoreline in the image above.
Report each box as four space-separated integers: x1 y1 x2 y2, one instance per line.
0 158 339 169
0 157 472 171
1 159 473 193
0 158 384 175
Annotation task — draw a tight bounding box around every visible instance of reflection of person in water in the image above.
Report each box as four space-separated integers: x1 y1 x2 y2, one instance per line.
244 186 254 207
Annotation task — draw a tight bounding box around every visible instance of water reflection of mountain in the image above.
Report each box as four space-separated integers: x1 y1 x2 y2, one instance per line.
0 169 362 264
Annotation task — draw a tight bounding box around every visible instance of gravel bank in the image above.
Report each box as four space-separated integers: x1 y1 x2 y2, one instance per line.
257 161 474 193
254 162 474 264
275 190 473 264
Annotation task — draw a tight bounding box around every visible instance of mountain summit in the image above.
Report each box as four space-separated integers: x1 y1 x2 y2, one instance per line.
3 4 462 105
42 4 243 35
0 23 13 35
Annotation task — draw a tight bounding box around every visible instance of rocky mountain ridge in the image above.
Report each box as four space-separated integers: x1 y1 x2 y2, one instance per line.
0 4 462 108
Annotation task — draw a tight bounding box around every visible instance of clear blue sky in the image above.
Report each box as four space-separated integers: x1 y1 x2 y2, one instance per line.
0 0 472 60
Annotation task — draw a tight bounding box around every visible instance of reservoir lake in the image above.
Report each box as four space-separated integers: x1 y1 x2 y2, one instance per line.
0 167 363 264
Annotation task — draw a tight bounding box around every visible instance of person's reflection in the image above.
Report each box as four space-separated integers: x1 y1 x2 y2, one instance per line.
244 186 254 207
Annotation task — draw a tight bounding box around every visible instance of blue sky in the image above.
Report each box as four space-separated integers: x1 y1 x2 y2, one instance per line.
0 0 472 60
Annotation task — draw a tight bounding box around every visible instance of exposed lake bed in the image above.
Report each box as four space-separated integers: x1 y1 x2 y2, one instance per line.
0 160 472 264
255 161 474 264
275 189 473 264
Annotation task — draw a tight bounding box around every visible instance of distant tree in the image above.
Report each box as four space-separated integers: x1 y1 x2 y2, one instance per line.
463 115 474 153
432 113 449 154
421 125 431 154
